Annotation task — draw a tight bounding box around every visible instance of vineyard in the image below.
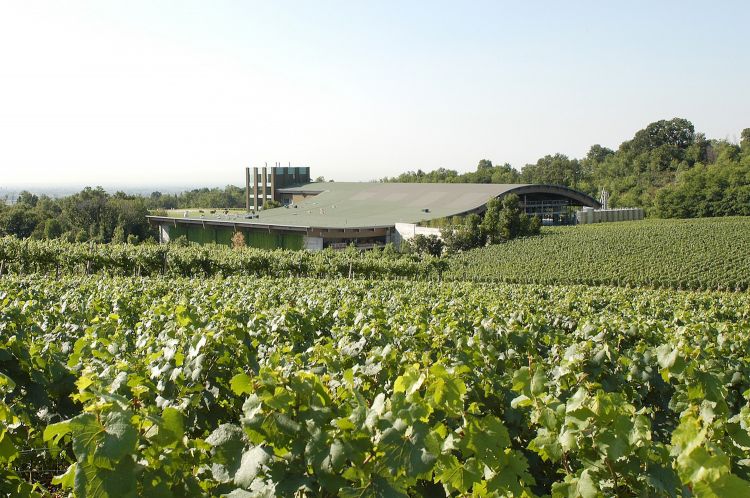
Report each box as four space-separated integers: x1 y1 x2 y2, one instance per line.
0 237 442 280
1 276 749 496
2 217 750 291
448 217 750 290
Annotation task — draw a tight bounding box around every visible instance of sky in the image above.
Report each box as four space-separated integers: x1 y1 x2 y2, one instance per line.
1 1 749 188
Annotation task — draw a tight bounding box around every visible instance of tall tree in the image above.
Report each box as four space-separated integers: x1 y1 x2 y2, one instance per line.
480 198 501 244
741 128 750 154
521 154 583 188
0 205 38 238
477 159 493 170
498 194 522 240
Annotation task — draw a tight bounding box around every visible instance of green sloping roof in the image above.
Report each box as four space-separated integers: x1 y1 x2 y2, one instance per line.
149 182 531 229
257 182 527 228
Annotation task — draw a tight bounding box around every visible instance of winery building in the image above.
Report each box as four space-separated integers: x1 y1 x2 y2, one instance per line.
147 166 601 251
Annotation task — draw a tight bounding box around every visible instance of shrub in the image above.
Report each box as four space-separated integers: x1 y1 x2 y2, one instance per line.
231 231 246 249
409 234 444 257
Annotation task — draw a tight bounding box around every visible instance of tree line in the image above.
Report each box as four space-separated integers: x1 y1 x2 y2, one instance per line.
0 186 250 243
2 118 748 242
383 118 750 217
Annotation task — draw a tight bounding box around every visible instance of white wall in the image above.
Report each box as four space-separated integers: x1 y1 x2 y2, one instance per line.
576 208 644 224
392 223 442 249
303 236 324 251
159 223 171 243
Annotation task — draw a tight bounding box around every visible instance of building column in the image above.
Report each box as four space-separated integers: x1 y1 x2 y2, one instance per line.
270 165 277 203
253 167 259 211
245 167 251 212
261 166 268 208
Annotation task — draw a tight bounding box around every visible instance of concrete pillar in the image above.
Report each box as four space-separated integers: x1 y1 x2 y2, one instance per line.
271 166 277 202
584 207 594 224
159 224 171 243
245 167 251 212
253 167 259 211
262 166 268 208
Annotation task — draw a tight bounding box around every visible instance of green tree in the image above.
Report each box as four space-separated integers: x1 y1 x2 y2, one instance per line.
490 163 522 184
498 194 522 240
520 213 542 236
0 205 38 238
43 218 64 239
16 190 39 207
480 198 502 244
521 154 583 188
107 195 151 242
477 159 493 170
626 117 695 154
443 214 483 253
112 225 126 244
61 187 109 240
380 119 749 219
741 128 750 154
409 234 444 257
585 144 615 164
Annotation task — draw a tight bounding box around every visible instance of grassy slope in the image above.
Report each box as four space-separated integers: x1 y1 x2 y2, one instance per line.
447 217 750 290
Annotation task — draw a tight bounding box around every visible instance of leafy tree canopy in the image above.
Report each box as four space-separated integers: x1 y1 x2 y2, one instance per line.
383 118 749 218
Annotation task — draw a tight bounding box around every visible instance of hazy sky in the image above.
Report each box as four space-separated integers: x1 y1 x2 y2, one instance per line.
1 1 748 187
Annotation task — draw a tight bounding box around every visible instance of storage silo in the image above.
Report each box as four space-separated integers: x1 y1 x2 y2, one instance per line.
576 210 586 225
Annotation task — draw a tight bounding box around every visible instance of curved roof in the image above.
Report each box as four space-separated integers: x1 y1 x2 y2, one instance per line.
503 184 602 209
148 182 600 230
266 182 524 228
264 182 598 228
